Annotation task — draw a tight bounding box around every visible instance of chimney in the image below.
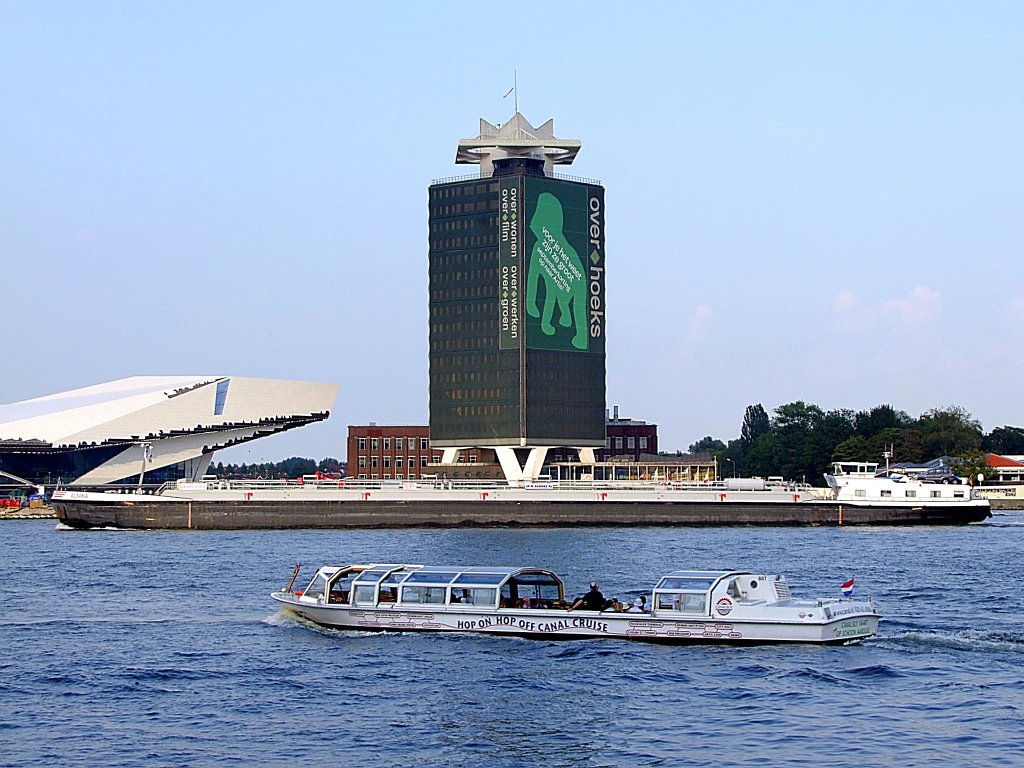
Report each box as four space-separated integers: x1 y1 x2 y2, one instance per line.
613 405 619 422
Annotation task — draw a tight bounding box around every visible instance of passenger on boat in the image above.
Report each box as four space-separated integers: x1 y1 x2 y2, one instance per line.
568 582 605 612
628 596 647 613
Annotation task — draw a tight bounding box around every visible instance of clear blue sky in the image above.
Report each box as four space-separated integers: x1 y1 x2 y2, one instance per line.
2 2 1022 462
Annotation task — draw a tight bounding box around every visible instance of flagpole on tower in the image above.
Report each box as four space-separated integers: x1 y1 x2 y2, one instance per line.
503 71 518 115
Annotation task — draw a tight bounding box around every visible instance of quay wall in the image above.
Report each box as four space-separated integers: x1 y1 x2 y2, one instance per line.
0 505 56 521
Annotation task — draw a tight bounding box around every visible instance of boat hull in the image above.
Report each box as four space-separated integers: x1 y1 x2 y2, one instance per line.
270 594 878 645
53 494 991 530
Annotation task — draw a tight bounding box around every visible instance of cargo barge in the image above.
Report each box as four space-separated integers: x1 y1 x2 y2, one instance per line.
51 462 990 530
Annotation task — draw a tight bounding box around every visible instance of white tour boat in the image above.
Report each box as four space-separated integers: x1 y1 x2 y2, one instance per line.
271 563 880 644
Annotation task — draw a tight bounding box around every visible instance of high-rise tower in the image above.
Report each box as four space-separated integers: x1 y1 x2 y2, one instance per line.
428 114 606 482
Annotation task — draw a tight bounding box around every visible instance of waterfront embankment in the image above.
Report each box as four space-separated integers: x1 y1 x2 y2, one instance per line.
0 505 56 520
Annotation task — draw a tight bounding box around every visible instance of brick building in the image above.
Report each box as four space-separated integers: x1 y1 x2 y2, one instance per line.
346 425 488 480
348 407 656 480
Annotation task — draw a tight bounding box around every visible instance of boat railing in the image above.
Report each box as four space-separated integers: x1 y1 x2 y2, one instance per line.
171 477 818 493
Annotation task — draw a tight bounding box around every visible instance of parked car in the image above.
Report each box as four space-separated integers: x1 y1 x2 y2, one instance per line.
918 468 962 484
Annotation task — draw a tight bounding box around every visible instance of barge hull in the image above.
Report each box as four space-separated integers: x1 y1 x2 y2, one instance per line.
53 498 991 530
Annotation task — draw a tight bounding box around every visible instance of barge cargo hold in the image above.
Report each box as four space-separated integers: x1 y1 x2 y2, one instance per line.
51 462 990 530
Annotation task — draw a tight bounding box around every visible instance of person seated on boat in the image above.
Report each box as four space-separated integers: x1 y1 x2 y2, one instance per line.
519 597 532 608
568 582 605 612
628 595 648 613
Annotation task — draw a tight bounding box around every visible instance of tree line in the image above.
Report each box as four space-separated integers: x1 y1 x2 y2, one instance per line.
212 456 343 479
687 403 1024 484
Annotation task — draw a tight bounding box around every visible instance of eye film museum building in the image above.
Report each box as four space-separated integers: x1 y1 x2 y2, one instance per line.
0 375 338 486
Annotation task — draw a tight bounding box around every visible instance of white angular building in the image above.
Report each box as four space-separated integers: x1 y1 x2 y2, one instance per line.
0 375 339 485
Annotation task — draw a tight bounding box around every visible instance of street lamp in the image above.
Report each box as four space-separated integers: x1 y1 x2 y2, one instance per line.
725 457 736 478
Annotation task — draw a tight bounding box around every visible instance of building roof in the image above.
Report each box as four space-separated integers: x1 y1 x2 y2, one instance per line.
1 375 338 447
985 453 1024 468
456 112 581 175
1 376 339 484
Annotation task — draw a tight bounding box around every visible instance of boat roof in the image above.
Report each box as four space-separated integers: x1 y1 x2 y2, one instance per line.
315 563 562 586
654 570 752 591
661 570 745 580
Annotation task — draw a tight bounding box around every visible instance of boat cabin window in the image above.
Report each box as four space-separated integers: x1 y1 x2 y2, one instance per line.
327 574 354 604
449 587 497 606
401 586 446 604
352 585 377 605
655 592 707 613
653 575 717 614
350 568 403 606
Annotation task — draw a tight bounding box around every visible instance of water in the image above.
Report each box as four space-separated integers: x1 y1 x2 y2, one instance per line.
2 515 1023 767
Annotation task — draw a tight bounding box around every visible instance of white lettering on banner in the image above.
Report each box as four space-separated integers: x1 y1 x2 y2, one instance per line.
587 194 604 339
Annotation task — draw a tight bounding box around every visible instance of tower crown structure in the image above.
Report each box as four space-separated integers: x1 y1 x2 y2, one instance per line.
456 113 581 176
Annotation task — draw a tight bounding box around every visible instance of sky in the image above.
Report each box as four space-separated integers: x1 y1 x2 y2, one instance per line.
2 2 1023 462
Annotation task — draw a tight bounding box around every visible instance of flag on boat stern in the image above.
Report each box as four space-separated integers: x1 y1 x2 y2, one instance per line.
841 577 855 597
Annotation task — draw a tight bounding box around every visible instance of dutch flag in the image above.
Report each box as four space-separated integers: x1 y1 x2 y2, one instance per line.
841 577 855 597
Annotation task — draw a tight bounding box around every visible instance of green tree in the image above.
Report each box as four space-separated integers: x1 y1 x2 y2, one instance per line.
914 406 982 458
982 426 1024 455
743 433 774 479
689 436 726 454
806 409 855 479
832 435 871 462
740 404 770 446
854 404 911 437
867 427 925 464
748 401 823 482
950 450 990 486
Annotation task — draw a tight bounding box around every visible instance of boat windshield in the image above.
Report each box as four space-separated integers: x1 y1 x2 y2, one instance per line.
499 570 564 608
303 573 330 601
657 576 717 592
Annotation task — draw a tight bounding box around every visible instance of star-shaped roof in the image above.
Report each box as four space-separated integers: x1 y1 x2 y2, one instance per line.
456 113 581 175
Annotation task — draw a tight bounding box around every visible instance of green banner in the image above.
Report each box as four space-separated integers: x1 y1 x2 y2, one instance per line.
523 180 605 353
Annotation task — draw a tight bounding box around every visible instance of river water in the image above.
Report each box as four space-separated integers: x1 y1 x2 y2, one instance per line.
2 515 1022 767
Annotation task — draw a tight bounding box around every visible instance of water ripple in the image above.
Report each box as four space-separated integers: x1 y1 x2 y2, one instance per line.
2 521 1023 767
